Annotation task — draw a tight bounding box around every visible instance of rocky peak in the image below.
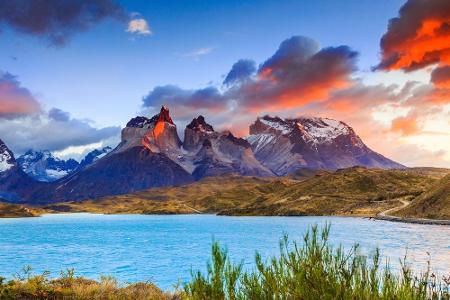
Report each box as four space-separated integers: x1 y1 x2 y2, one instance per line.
0 139 16 172
17 149 79 182
183 115 217 151
126 116 152 128
186 115 214 133
78 146 112 170
153 105 174 125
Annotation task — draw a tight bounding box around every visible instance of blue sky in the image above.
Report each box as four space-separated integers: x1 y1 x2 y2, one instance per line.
0 0 404 126
0 0 449 167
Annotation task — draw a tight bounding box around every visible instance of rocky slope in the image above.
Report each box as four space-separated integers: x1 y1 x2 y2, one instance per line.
246 116 404 175
17 150 79 182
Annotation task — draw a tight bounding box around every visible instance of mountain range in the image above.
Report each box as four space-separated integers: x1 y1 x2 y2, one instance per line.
0 106 403 204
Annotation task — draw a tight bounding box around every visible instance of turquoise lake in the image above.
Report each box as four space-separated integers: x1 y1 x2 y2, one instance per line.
0 214 449 290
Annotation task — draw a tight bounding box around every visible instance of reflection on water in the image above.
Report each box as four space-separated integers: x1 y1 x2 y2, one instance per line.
0 214 449 289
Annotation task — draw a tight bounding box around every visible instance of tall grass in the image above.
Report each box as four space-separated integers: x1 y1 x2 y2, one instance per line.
184 225 449 299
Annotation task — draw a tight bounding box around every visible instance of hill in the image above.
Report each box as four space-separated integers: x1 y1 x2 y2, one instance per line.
395 173 450 220
42 167 447 218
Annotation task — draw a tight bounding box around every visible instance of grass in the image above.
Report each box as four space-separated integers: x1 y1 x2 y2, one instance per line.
0 202 42 218
38 167 449 219
1 225 448 299
395 173 450 220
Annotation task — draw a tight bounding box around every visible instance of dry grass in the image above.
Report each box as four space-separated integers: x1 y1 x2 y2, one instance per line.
0 202 42 218
37 167 450 219
0 268 179 299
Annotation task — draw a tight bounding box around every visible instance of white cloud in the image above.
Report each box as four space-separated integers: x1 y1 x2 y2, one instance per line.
126 18 152 35
181 47 214 60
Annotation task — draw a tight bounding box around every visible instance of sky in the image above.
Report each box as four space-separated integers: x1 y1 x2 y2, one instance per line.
0 0 449 167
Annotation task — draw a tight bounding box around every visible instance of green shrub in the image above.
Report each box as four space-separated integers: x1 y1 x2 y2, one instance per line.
184 225 449 299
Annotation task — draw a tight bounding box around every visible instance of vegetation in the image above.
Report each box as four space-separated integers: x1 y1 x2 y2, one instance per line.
0 202 42 218
0 268 178 300
185 225 449 299
0 225 448 299
41 167 449 218
396 173 450 220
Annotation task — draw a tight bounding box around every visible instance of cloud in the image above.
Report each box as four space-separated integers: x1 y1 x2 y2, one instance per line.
142 85 227 119
223 59 256 86
181 47 214 60
139 35 449 167
376 0 450 71
143 35 358 117
431 65 450 88
0 72 120 155
0 0 126 46
126 18 152 35
0 72 41 118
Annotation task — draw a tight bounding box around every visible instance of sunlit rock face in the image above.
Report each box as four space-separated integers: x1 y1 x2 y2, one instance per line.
247 115 404 175
119 106 182 154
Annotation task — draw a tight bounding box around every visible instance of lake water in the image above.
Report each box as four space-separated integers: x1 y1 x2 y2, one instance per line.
0 214 449 290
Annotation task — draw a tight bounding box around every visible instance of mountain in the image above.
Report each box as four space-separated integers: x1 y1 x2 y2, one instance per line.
17 150 79 182
246 116 404 175
396 173 450 220
0 139 15 173
0 107 406 204
183 116 274 179
0 140 47 202
77 146 112 170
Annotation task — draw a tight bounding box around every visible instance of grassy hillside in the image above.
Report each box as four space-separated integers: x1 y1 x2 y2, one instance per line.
395 173 450 220
0 202 42 218
41 167 447 218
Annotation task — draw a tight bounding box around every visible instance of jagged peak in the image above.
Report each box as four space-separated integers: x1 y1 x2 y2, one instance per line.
126 106 175 129
0 139 16 172
155 105 174 125
186 115 214 132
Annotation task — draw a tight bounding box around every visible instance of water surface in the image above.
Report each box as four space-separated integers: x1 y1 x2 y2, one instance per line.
0 214 449 289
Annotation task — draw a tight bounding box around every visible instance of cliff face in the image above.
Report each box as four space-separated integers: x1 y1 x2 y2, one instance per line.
183 117 274 179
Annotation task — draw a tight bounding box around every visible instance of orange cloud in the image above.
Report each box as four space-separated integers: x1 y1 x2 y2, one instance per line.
377 0 450 71
391 115 421 136
0 72 41 118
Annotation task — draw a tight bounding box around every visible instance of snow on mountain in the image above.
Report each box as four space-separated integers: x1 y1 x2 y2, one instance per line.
0 139 15 173
78 146 112 170
17 150 79 182
247 115 403 175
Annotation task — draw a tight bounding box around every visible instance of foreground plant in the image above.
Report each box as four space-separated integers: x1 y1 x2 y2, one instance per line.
184 225 450 299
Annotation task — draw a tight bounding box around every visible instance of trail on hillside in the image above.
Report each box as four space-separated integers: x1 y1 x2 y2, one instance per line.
376 198 450 225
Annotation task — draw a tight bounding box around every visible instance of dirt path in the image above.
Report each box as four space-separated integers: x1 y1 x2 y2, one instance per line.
376 198 450 225
183 204 203 214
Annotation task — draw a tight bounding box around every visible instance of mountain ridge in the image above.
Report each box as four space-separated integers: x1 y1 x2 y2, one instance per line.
0 106 406 204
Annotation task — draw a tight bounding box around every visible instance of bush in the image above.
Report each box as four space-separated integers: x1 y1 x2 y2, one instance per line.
184 225 450 299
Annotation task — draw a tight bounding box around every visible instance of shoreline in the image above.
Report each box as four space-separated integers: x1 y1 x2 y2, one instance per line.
2 211 449 225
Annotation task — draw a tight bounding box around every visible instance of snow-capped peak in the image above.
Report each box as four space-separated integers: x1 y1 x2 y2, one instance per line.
252 115 357 145
17 149 79 182
0 139 15 172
